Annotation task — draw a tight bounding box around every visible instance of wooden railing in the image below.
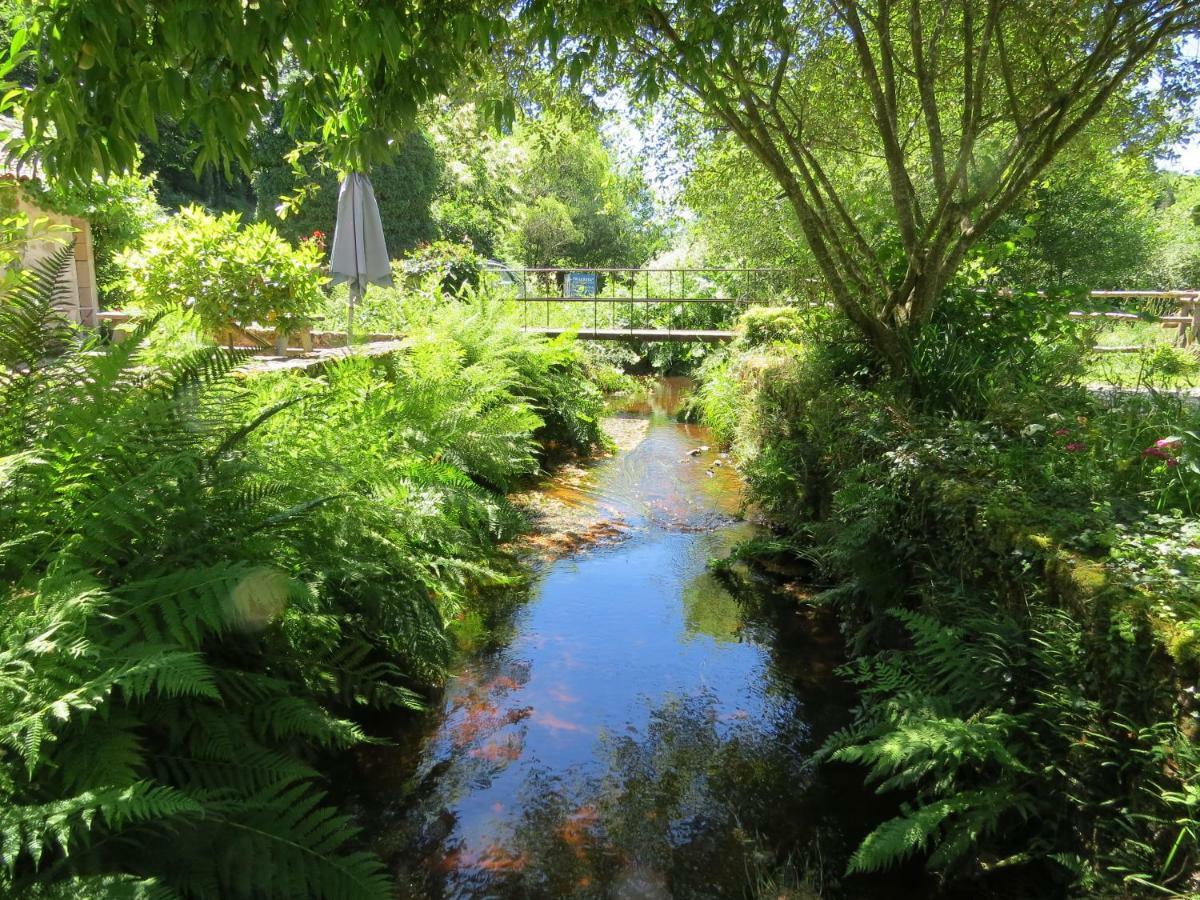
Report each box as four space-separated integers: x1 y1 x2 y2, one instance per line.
1069 291 1200 351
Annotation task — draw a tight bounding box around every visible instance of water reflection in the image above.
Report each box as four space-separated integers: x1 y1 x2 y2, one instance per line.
357 379 866 898
450 690 817 899
681 571 745 643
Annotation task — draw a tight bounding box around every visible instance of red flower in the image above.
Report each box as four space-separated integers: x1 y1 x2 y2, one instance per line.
1053 428 1070 437
1142 444 1180 467
1065 442 1085 453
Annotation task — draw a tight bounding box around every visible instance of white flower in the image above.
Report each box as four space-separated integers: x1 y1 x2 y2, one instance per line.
1021 424 1047 437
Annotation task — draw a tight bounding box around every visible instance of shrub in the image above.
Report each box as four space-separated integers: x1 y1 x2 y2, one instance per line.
909 283 1095 417
735 305 807 347
120 206 325 338
695 298 1200 893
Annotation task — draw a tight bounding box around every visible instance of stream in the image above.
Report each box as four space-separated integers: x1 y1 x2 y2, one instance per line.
351 378 924 899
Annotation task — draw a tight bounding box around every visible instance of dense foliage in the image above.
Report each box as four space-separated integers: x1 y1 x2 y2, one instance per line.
399 240 485 295
0 238 607 896
685 134 1200 298
694 298 1200 895
1 2 1198 895
3 0 503 178
502 110 664 269
1156 172 1200 289
426 103 522 257
528 0 1200 375
138 116 257 213
254 129 441 254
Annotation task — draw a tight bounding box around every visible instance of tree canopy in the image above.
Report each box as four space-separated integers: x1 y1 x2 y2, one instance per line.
524 0 1200 371
3 0 504 178
505 110 664 268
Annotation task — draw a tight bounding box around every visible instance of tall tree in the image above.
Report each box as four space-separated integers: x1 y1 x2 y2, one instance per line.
510 109 664 268
524 0 1199 374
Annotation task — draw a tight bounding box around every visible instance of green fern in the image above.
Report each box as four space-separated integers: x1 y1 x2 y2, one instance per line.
2 236 608 896
848 787 1028 874
823 602 1048 878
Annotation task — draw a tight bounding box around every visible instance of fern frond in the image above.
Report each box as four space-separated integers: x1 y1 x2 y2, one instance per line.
846 790 990 874
253 695 365 748
202 781 392 900
21 873 182 900
1 782 202 870
831 709 1028 793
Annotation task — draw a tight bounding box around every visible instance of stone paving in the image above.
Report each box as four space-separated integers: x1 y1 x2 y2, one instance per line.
233 339 410 377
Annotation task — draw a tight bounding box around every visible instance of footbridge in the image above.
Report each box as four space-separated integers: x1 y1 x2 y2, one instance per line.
483 268 1200 346
484 267 817 342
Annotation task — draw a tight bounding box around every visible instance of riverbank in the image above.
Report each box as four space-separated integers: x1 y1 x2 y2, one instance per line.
687 317 1200 896
0 304 615 898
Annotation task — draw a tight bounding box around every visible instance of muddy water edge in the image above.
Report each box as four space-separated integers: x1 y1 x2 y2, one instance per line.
343 377 934 899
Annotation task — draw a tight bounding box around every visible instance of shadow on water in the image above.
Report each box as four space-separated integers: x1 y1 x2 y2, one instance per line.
350 378 934 899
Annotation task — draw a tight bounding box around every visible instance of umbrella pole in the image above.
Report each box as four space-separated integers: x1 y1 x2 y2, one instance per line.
347 282 359 346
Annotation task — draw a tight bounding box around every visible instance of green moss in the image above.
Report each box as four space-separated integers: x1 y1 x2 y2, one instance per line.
1023 533 1056 552
1161 618 1200 667
1045 551 1109 610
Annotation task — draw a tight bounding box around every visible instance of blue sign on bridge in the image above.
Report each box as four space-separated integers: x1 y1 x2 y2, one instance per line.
564 271 599 297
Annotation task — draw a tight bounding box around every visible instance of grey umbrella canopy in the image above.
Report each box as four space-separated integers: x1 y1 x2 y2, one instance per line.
329 173 392 339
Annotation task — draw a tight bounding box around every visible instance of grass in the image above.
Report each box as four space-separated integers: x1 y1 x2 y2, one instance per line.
1083 321 1200 389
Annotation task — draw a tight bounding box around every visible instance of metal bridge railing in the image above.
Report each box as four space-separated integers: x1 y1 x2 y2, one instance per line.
481 269 1200 347
483 266 824 339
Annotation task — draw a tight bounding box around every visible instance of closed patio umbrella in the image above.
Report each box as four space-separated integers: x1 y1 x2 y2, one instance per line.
329 172 392 341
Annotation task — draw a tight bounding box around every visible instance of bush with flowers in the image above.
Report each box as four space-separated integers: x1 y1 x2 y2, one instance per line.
119 206 326 339
696 291 1200 894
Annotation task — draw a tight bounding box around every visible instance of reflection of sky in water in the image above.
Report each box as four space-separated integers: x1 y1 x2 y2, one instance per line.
419 529 797 844
378 385 820 898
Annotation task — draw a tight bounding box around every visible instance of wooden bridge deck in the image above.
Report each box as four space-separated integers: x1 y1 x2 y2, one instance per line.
522 326 735 343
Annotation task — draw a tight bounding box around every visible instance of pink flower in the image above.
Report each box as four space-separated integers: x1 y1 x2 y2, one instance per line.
1053 428 1070 437
1065 442 1085 453
1155 438 1183 451
1141 445 1180 467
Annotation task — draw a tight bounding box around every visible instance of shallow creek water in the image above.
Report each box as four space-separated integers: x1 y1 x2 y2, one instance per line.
352 378 921 899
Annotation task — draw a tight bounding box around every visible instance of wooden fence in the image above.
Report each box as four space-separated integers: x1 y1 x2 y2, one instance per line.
1072 291 1200 352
